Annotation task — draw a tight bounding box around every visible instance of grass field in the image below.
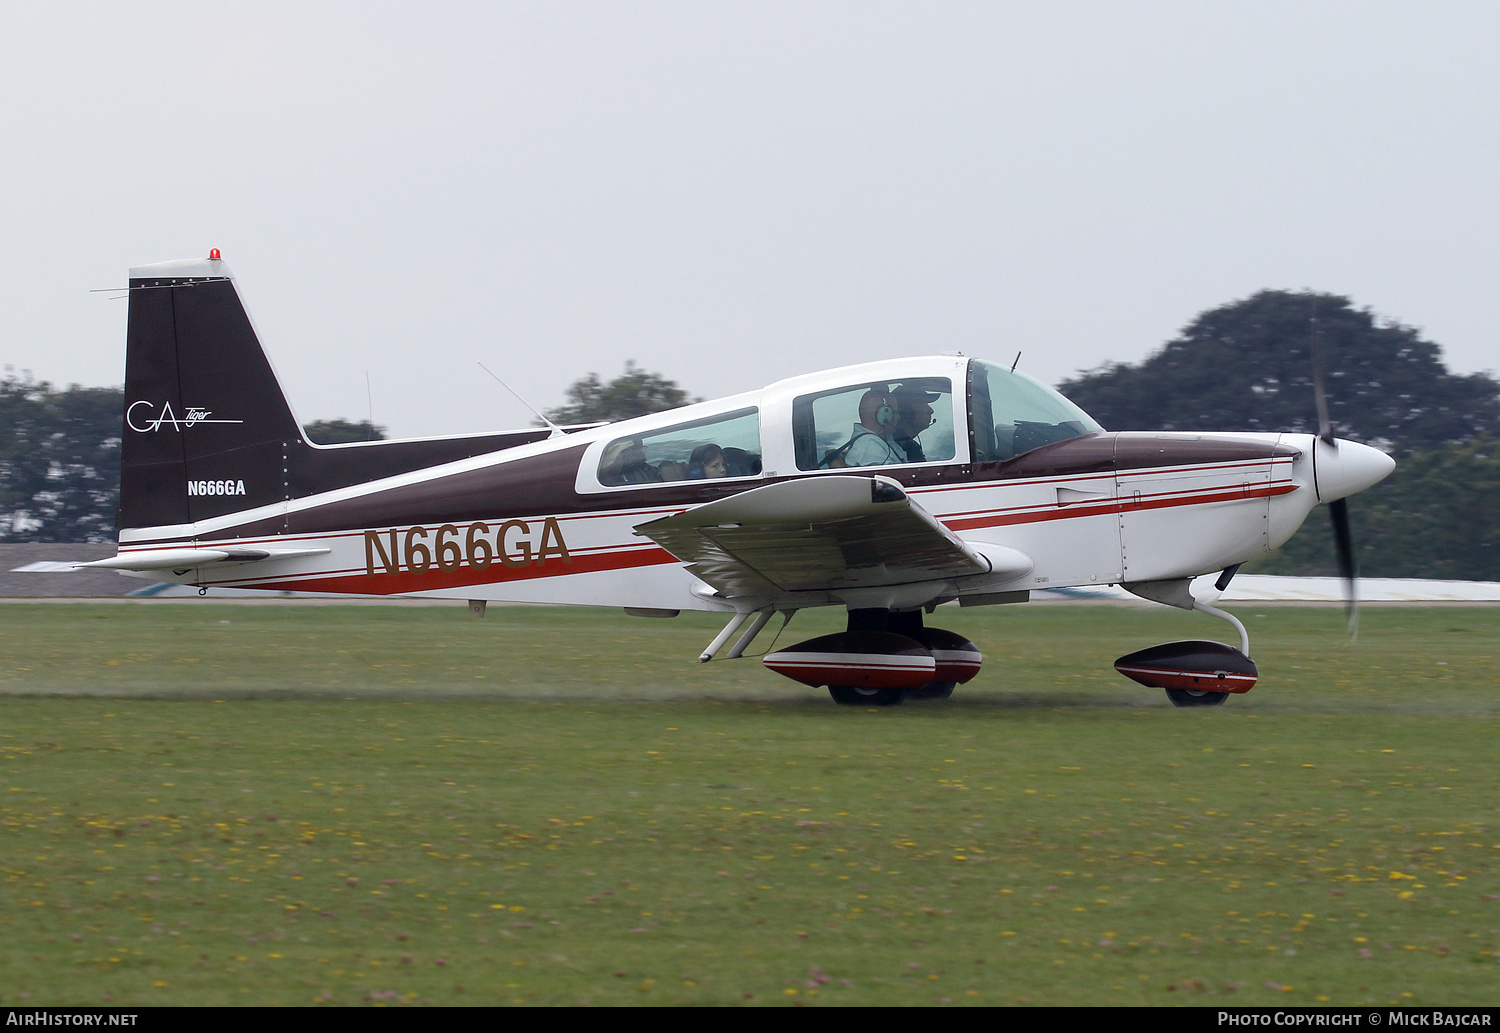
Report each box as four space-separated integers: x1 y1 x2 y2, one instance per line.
1 601 1497 1006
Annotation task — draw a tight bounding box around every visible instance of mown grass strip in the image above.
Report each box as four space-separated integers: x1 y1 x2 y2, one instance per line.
1 602 1496 1005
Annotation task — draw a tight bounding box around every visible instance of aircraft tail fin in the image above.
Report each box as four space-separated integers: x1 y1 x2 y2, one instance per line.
120 255 303 532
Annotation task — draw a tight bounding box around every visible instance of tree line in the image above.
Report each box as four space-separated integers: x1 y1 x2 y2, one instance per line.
0 371 384 543
5 291 1498 580
0 374 123 542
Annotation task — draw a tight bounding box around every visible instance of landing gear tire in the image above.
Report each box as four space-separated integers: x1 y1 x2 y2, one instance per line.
909 681 955 700
1165 687 1228 708
829 685 905 706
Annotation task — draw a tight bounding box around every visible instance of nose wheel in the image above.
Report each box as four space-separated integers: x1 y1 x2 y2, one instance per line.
1164 687 1228 708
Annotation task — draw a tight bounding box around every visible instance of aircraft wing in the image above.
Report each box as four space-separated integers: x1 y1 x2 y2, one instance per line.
634 475 1010 600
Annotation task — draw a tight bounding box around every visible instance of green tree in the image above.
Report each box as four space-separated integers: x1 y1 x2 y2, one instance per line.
303 419 386 444
543 361 695 426
0 374 123 543
1059 291 1500 457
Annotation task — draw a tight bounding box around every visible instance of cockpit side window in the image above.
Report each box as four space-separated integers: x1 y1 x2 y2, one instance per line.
598 408 761 487
793 378 955 471
968 360 1101 462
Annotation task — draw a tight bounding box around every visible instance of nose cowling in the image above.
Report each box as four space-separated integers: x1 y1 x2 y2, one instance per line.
1313 438 1395 503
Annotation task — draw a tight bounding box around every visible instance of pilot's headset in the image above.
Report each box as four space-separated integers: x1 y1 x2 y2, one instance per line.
875 396 896 428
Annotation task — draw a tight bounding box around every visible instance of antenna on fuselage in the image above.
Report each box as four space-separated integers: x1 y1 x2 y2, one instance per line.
1011 351 1022 373
365 371 375 440
477 361 566 438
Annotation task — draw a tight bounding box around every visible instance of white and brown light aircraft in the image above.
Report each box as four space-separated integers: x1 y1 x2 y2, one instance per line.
85 253 1395 706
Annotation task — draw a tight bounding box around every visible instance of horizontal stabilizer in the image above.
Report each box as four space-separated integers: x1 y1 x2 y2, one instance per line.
78 547 331 572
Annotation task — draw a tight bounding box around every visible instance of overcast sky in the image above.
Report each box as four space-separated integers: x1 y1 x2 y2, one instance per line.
2 2 1496 437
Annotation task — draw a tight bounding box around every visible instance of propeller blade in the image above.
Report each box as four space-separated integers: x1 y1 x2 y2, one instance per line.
1309 310 1335 446
1308 301 1369 641
1329 496 1358 640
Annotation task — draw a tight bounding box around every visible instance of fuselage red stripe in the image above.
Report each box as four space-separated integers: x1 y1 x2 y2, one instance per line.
942 481 1297 532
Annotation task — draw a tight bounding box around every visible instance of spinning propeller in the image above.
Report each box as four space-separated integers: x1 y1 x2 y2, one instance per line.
1309 312 1370 639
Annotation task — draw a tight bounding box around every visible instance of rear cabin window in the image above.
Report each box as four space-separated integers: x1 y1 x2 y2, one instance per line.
792 378 956 471
597 408 762 486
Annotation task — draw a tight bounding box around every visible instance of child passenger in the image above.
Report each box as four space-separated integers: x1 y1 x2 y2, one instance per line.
689 443 729 479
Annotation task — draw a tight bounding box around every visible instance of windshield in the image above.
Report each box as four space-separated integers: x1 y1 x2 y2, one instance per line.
968 360 1101 462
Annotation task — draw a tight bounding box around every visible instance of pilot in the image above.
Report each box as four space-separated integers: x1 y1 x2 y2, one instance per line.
890 383 939 463
843 389 906 467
